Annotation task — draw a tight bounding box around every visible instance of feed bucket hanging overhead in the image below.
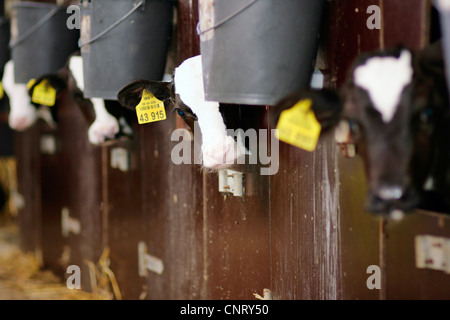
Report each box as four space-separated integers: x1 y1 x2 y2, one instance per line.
198 0 326 106
0 18 10 70
434 0 450 101
10 2 80 84
80 0 175 100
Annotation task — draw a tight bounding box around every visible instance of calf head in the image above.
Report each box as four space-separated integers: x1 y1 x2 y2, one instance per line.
27 55 131 145
273 42 450 216
118 55 248 169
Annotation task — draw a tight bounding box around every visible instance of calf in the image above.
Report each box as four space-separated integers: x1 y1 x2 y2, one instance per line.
118 55 261 169
27 55 133 144
272 41 450 218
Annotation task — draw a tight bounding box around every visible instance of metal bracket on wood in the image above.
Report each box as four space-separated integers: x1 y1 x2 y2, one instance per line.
111 147 130 172
218 169 244 197
40 134 57 155
61 207 81 238
138 242 164 277
415 235 450 274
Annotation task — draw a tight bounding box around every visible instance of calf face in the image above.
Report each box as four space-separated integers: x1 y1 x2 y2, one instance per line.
273 41 450 216
118 55 249 169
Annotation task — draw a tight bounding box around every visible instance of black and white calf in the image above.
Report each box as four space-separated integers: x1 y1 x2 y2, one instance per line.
118 55 263 169
273 41 450 217
26 55 133 144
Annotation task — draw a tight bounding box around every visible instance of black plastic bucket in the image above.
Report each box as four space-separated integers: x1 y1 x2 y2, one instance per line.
0 18 10 71
199 0 325 106
10 2 80 84
434 0 450 100
80 0 175 100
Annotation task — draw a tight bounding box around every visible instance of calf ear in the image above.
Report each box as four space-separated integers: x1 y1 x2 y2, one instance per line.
117 80 173 111
28 74 66 97
271 89 343 131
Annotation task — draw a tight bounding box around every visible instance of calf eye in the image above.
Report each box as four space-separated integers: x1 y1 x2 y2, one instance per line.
348 120 361 139
420 107 433 123
177 109 186 117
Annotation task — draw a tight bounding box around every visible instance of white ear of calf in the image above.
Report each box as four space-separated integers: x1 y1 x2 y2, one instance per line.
88 98 119 145
353 50 413 123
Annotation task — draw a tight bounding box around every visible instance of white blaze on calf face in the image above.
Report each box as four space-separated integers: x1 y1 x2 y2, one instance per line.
353 50 413 123
2 60 37 130
69 56 119 145
436 0 450 10
174 55 245 168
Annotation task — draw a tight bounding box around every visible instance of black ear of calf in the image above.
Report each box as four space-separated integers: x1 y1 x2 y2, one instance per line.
28 74 67 97
271 89 343 131
117 80 173 111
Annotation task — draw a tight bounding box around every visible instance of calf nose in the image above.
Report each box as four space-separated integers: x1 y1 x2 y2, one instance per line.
377 185 404 201
203 143 235 168
9 115 34 131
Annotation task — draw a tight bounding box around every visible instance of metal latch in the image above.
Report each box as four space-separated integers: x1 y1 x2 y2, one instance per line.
218 169 244 197
138 242 164 277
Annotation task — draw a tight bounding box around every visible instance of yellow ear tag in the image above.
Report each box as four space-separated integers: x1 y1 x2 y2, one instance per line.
0 82 4 99
275 99 322 152
136 90 167 124
31 79 56 106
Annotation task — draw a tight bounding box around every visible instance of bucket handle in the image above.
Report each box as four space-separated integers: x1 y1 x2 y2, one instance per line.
9 7 59 49
79 0 146 48
197 0 258 36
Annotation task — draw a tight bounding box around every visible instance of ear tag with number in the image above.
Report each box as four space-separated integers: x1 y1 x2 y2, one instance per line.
0 82 4 99
275 99 322 152
136 90 167 124
31 79 56 106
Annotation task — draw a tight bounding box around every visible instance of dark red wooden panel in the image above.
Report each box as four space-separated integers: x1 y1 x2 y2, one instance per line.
323 0 381 88
384 212 450 299
204 158 271 299
39 123 67 277
54 91 103 292
106 119 146 300
14 125 42 256
139 113 205 299
383 0 428 50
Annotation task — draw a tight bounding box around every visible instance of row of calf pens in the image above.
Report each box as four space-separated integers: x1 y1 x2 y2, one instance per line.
1 0 450 299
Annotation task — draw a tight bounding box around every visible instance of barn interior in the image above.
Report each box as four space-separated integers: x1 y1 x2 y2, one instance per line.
0 0 449 302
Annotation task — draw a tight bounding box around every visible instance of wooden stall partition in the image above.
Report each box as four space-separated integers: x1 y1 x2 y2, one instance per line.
38 121 67 276
14 125 42 258
137 0 205 300
139 112 205 300
105 113 147 300
52 91 103 292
